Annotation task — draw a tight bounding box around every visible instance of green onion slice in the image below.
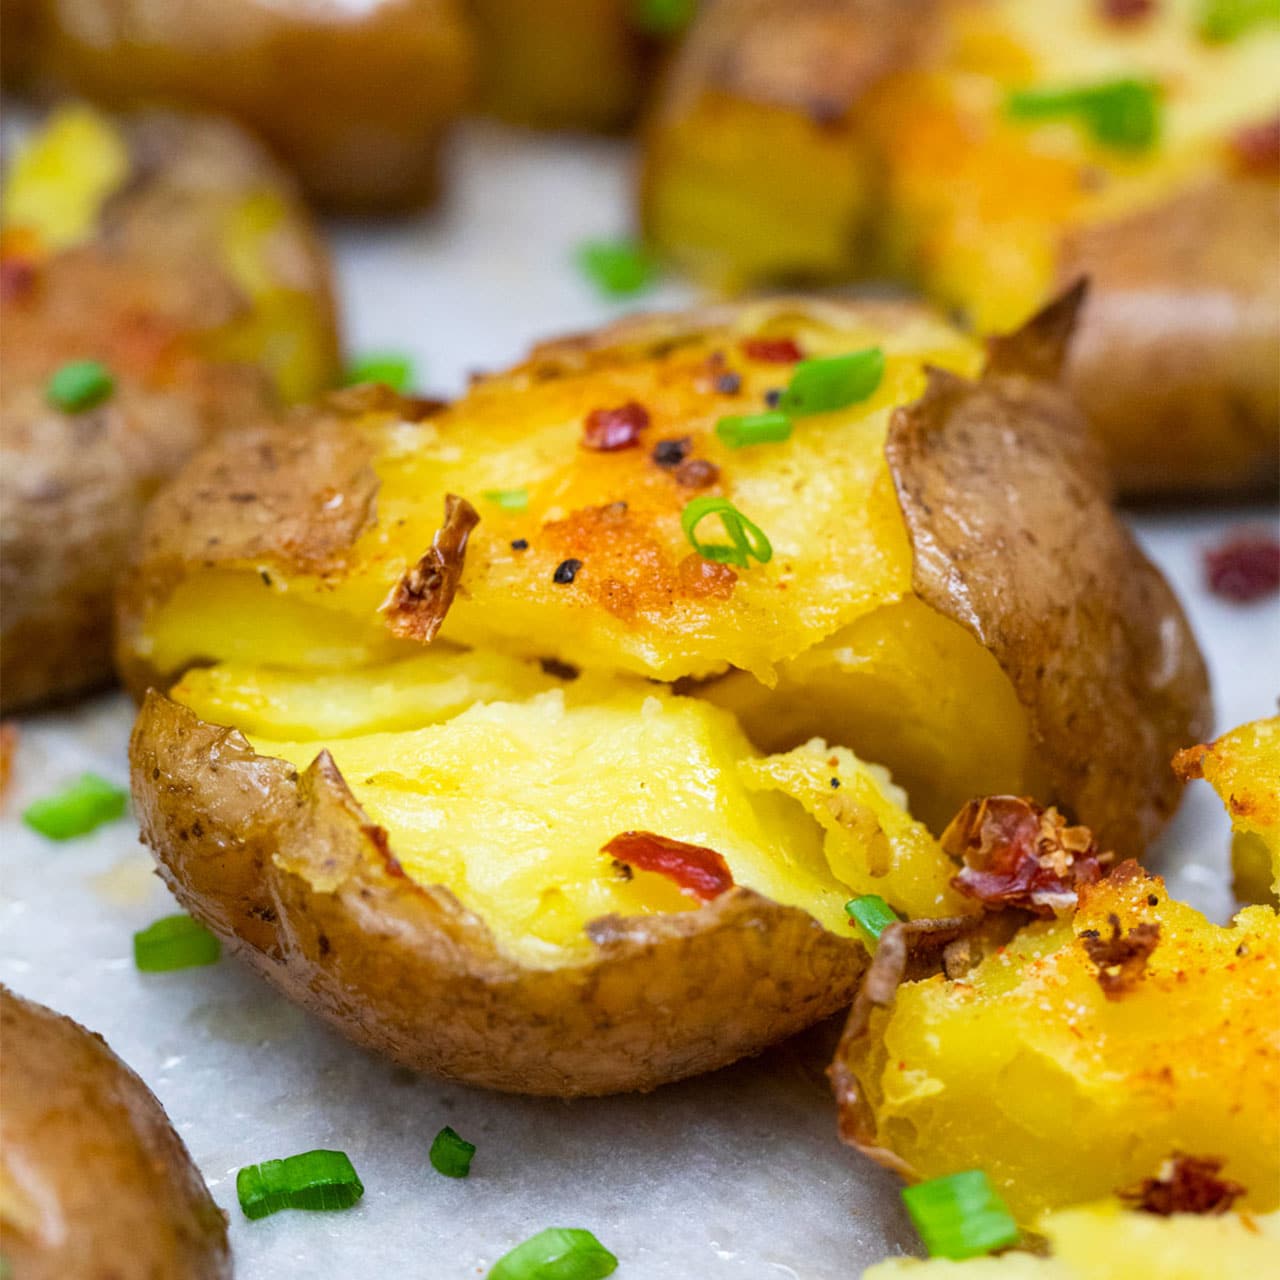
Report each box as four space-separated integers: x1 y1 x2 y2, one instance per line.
133 914 221 972
482 488 530 512
237 1149 364 1220
429 1125 476 1178
575 239 657 298
22 772 127 840
1006 78 1160 150
845 894 900 943
778 348 885 417
632 0 697 35
1200 0 1280 41
489 1227 618 1280
46 359 114 412
715 410 793 448
681 496 773 569
343 352 415 392
902 1170 1020 1260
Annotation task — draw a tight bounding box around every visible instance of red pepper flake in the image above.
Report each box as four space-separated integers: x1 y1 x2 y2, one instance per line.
1081 912 1160 998
1100 0 1156 22
601 830 735 901
1119 1155 1245 1217
674 457 719 489
942 795 1105 916
582 400 650 451
1230 115 1280 174
740 337 804 364
1204 529 1280 602
0 256 36 303
381 494 480 643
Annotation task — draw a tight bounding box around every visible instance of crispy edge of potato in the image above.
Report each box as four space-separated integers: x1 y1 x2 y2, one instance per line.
886 286 1213 857
1057 177 1280 498
0 986 230 1279
127 690 868 1097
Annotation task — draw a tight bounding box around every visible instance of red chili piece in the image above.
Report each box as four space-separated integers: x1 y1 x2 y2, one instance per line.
1204 530 1280 602
601 831 735 901
740 337 803 364
1119 1155 1245 1217
582 401 651 451
1230 116 1280 173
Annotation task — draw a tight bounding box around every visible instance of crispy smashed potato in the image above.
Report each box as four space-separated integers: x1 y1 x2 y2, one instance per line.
1175 716 1280 903
0 0 475 211
642 0 1280 495
0 986 230 1278
0 106 338 711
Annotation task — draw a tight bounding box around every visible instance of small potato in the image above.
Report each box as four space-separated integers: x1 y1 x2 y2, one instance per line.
0 106 339 712
0 0 475 211
0 986 230 1279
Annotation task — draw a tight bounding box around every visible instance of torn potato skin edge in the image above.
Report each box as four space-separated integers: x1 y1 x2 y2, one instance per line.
382 493 480 643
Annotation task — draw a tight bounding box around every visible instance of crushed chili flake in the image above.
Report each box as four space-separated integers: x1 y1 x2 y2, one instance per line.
1203 529 1280 602
1081 912 1160 998
602 831 734 901
1100 0 1155 21
582 400 650 451
1119 1155 1245 1217
741 337 803 364
942 795 1105 916
653 436 691 468
553 558 582 584
674 457 719 489
381 495 479 643
1230 115 1280 174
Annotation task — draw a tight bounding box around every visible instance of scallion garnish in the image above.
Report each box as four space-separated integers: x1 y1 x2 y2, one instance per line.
343 352 414 392
1006 78 1160 150
681 496 773 569
1199 0 1280 40
575 239 657 298
488 1227 618 1280
22 772 127 839
902 1170 1020 1260
715 410 793 448
133 913 221 972
429 1125 476 1178
482 488 530 512
778 348 884 416
845 894 900 943
632 0 697 35
236 1149 364 1220
46 359 114 412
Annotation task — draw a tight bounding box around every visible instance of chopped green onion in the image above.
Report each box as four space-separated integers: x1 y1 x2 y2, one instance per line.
778 348 884 417
715 410 792 448
632 0 697 35
22 772 127 839
1200 0 1280 40
133 914 221 972
46 359 114 412
681 495 773 569
902 1170 1020 1260
489 1228 618 1280
429 1125 476 1178
344 352 415 392
1006 78 1160 150
482 488 530 512
845 894 900 943
236 1149 364 1220
575 239 657 298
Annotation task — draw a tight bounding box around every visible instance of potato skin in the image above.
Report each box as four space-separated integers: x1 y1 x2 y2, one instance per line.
128 691 868 1097
1 0 474 212
1 112 339 713
0 986 230 1279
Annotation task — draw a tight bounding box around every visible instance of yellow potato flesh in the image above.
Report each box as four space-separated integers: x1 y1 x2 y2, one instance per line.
848 872 1280 1222
864 1202 1280 1278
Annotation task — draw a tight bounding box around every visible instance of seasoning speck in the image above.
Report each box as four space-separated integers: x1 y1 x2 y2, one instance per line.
764 388 782 408
653 436 691 468
714 371 742 395
675 457 719 489
553 558 583 585
510 538 529 551
830 777 840 788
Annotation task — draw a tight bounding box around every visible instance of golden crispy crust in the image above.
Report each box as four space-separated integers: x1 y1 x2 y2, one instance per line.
129 691 867 1096
1 113 339 713
887 291 1212 856
2 0 474 212
1059 178 1280 496
0 986 230 1279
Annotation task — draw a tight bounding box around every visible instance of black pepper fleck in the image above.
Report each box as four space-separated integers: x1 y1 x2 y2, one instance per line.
830 777 840 788
1147 893 1159 906
714 372 742 395
510 538 529 551
553 558 582 585
652 436 691 468
611 859 634 881
764 388 782 408
259 569 273 587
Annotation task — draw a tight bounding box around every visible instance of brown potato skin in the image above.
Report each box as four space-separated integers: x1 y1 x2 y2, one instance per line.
0 986 231 1279
0 0 474 212
1 113 339 714
128 692 868 1097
